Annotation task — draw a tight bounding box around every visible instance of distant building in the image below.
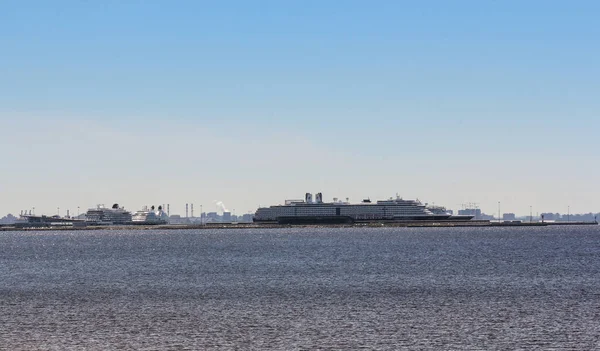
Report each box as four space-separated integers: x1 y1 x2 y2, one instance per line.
222 212 232 223
559 213 598 222
0 214 18 225
538 212 599 222
541 213 558 221
241 214 254 223
168 215 190 225
206 212 220 222
503 213 516 221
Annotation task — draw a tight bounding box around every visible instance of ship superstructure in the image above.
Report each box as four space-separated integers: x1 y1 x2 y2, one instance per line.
254 193 459 224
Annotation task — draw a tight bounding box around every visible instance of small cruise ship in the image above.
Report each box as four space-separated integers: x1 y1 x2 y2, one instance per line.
254 192 468 224
132 205 169 225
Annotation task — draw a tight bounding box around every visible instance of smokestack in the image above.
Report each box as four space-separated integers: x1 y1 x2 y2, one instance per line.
305 193 313 203
186 203 189 218
316 193 323 204
191 203 194 218
167 204 170 216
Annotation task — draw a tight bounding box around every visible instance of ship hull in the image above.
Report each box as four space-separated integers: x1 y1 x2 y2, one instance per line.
447 215 475 221
276 216 355 225
355 215 452 222
254 215 453 225
130 220 168 225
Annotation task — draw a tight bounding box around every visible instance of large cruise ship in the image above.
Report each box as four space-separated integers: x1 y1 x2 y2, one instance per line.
254 193 466 224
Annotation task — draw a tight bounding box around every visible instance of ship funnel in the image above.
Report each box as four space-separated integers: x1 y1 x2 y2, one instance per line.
316 192 323 204
305 193 313 203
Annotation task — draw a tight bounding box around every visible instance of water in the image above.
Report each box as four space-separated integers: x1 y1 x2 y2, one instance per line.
1 226 599 350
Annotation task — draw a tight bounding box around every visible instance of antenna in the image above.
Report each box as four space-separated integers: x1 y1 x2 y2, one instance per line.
530 205 532 223
498 201 501 222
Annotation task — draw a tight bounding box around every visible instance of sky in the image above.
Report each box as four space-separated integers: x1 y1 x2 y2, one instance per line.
1 1 599 217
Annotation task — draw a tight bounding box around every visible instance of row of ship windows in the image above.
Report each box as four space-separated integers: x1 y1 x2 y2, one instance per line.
261 211 427 217
288 209 425 213
263 207 427 212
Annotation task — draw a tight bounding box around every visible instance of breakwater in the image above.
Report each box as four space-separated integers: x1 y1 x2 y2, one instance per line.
1 220 597 231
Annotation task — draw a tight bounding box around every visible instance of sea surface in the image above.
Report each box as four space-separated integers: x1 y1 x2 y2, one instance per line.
1 226 599 350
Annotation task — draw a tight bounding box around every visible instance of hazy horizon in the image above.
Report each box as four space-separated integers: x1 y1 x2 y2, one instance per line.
1 1 598 217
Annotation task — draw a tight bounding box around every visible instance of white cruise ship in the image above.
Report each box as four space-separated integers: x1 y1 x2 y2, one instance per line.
131 205 169 225
85 204 132 224
254 193 461 224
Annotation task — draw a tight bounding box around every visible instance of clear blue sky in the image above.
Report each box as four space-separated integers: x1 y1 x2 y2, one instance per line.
1 1 598 217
